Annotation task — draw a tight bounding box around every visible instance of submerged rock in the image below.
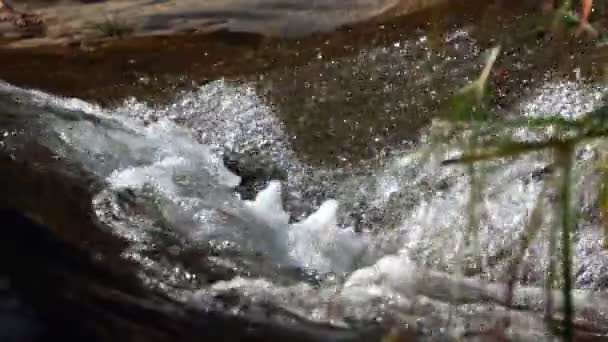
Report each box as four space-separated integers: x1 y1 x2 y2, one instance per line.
223 148 287 200
0 207 386 342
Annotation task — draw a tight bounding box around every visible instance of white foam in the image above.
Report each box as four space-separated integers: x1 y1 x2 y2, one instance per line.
342 253 417 298
228 181 368 274
287 200 367 274
243 180 290 226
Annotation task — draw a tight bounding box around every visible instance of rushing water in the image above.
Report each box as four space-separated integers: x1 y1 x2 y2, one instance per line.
3 28 608 340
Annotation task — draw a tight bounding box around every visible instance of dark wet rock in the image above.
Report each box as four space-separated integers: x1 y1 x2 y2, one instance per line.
223 148 287 200
0 208 391 342
1 0 413 49
0 278 41 342
0 141 124 258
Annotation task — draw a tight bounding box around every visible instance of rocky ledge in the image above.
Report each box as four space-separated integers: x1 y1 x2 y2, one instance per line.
0 0 448 49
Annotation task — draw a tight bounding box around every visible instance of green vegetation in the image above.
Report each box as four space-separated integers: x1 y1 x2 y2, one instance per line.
428 11 608 339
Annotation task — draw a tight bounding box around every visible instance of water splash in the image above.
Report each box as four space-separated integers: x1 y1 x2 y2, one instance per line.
3 66 608 340
191 79 608 340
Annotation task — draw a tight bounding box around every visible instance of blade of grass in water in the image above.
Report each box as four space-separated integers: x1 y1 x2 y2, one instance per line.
597 146 608 249
556 144 575 341
505 181 548 307
545 174 558 332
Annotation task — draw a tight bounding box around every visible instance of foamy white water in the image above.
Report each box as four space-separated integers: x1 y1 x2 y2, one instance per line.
2 53 608 340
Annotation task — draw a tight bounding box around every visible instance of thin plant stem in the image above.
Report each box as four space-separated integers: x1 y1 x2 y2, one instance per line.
597 146 608 250
466 162 482 257
505 181 548 306
545 173 558 329
556 144 575 342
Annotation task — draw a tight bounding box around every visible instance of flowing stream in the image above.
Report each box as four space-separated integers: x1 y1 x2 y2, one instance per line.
2 24 608 340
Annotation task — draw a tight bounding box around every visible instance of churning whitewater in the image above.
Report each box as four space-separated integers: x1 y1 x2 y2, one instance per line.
3 58 608 340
